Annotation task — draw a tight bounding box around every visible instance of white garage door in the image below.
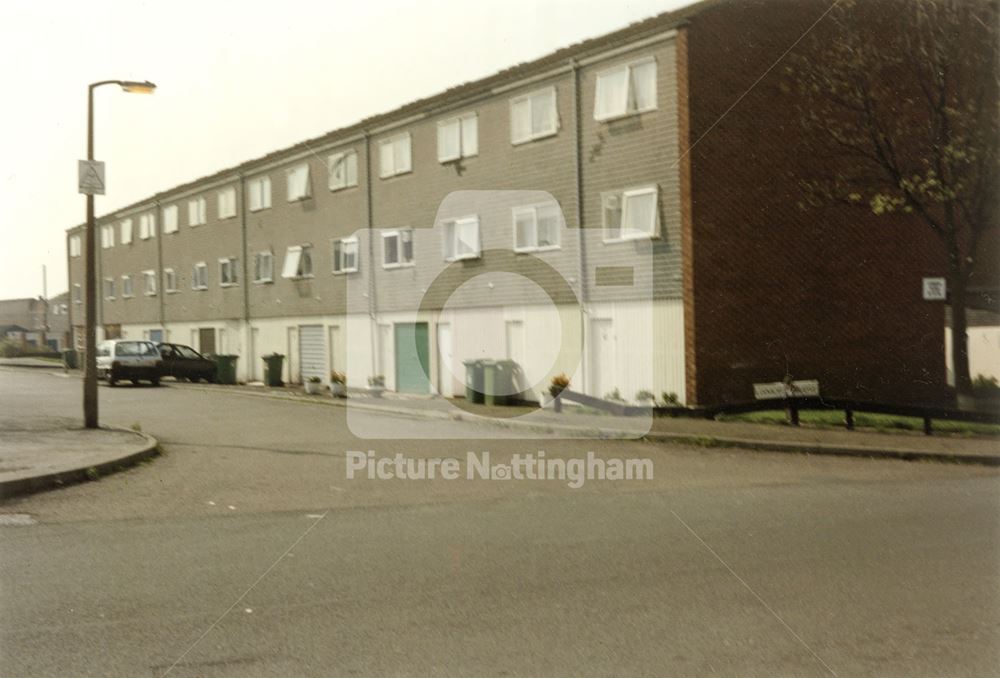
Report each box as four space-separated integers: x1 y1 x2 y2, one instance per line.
298 325 326 382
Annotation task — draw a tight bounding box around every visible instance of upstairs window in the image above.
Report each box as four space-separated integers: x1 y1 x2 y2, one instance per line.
382 229 414 268
103 278 116 300
120 218 133 244
332 238 359 274
510 87 558 144
100 224 115 249
254 251 274 283
443 216 481 261
163 269 177 293
513 203 561 252
138 212 156 240
602 186 658 242
219 257 239 286
192 263 208 290
248 175 272 211
73 284 82 303
121 275 134 298
217 187 237 219
328 151 358 190
379 134 412 178
142 270 157 296
162 204 179 234
188 197 207 226
594 58 657 121
286 164 311 202
69 235 81 257
437 113 478 162
281 245 313 279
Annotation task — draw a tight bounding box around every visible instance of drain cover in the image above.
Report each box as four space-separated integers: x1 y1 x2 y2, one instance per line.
0 514 37 526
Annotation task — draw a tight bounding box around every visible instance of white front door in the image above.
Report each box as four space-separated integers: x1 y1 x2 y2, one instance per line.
589 318 614 399
437 323 454 398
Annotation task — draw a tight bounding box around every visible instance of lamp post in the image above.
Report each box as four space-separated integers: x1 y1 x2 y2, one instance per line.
83 79 156 429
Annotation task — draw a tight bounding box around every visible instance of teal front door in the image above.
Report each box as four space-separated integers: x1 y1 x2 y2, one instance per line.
394 322 430 393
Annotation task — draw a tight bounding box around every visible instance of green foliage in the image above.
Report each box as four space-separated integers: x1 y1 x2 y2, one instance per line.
661 392 681 406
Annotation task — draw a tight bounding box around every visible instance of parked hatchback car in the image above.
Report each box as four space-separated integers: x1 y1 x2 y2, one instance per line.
96 339 162 386
157 343 218 383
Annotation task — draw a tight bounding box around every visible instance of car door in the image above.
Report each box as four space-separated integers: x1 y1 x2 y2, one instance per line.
158 344 179 378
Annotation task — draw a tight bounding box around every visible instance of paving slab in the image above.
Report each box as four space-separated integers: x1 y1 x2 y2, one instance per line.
0 416 159 500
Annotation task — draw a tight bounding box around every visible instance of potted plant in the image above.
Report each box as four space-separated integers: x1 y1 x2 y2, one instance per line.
367 375 386 397
304 375 324 395
329 370 347 397
548 373 570 413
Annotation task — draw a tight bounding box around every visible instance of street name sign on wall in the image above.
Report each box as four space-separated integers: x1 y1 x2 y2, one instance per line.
922 277 947 301
753 380 820 400
78 160 105 195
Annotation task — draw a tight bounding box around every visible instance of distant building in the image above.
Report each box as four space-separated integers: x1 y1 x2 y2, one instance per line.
0 295 69 351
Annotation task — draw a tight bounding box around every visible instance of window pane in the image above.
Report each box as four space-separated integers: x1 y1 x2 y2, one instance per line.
461 115 478 157
344 240 358 271
249 182 261 210
531 89 555 135
262 177 271 208
438 120 460 162
394 136 411 173
329 153 346 189
332 240 342 272
379 141 394 177
384 235 399 265
623 191 657 237
630 60 657 112
595 67 629 120
345 153 358 186
511 98 531 143
514 210 535 250
456 219 479 257
301 249 312 276
537 205 560 247
603 194 623 240
281 248 301 278
401 230 413 263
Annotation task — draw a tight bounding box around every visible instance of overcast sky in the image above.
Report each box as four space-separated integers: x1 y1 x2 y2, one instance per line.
0 0 689 300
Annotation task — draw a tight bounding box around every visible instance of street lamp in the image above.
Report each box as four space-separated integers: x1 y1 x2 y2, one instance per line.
82 79 156 429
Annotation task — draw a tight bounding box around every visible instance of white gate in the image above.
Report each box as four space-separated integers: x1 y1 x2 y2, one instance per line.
298 325 326 383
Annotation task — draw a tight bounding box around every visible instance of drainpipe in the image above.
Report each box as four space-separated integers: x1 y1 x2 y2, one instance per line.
364 131 378 381
154 200 165 338
239 173 251 380
570 58 589 394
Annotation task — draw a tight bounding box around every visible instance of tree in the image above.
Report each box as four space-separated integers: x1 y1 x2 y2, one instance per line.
787 0 999 394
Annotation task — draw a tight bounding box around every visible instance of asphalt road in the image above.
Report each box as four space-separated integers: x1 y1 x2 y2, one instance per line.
1 368 998 677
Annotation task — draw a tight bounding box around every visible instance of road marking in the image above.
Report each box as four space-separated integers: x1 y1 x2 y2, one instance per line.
671 509 838 677
305 514 324 519
159 510 329 677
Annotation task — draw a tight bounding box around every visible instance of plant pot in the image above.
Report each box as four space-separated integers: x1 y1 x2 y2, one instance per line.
304 381 323 395
368 385 386 398
329 382 346 398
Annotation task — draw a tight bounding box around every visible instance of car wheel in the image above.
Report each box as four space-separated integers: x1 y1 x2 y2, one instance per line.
151 377 161 387
131 378 140 385
108 375 117 387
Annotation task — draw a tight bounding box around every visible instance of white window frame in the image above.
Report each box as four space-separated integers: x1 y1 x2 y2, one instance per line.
121 274 134 298
73 284 82 304
100 224 115 249
328 150 358 191
437 113 478 163
103 277 116 301
248 175 272 212
142 269 157 297
188 197 207 226
120 218 133 244
510 86 558 145
69 235 81 257
381 229 414 269
253 251 274 284
594 57 658 122
286 163 312 202
281 245 314 279
332 237 359 274
162 204 179 234
163 269 177 294
512 203 562 253
378 133 412 178
443 216 481 261
219 257 239 287
217 187 237 220
602 185 659 242
138 212 156 240
192 262 208 291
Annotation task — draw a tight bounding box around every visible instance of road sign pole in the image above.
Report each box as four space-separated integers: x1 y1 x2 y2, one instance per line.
83 84 98 429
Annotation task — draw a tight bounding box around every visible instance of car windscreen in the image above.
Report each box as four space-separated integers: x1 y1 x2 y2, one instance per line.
116 342 158 357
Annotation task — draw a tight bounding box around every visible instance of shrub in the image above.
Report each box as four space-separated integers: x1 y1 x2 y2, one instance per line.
972 374 1000 399
307 376 322 384
635 389 656 402
368 375 386 387
605 388 624 403
330 371 346 384
549 373 570 397
661 392 681 406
